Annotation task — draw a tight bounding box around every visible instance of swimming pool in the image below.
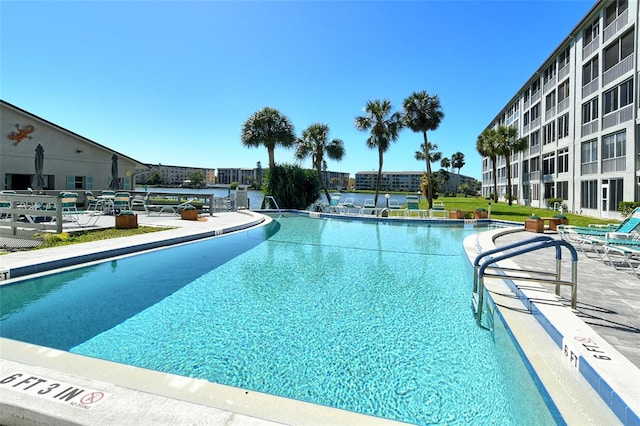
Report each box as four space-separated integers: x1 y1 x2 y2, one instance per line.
0 215 558 424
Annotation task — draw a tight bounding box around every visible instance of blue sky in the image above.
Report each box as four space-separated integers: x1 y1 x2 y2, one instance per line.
1 0 594 179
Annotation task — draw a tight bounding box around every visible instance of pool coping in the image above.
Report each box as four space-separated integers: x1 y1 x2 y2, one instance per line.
465 228 640 426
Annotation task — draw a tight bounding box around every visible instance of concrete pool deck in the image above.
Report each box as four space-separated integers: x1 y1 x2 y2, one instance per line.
0 213 639 425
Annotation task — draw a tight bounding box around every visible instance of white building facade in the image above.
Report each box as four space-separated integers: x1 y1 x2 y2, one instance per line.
481 0 638 219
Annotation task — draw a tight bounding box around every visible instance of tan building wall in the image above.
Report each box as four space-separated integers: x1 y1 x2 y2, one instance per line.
1 101 147 192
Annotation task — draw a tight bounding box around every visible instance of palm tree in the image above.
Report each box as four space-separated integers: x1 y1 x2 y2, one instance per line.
402 91 444 209
440 157 451 171
476 128 499 202
451 151 466 194
494 125 528 206
241 107 296 171
295 123 345 202
354 99 403 207
415 142 442 198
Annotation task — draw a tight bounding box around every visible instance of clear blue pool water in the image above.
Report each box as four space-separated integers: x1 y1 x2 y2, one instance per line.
1 215 557 425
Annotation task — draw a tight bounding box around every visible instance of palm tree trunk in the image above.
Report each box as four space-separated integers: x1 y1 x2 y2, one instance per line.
506 157 513 206
423 132 433 209
492 157 498 203
374 148 384 207
268 148 276 171
317 162 331 202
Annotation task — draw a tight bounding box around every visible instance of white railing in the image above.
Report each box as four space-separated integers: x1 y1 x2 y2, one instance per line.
582 78 599 98
602 157 626 173
581 120 599 137
529 171 541 181
558 64 570 80
545 106 556 121
523 123 530 134
530 144 540 155
603 9 628 43
531 91 541 104
0 194 63 237
602 104 634 130
530 117 541 129
557 97 570 113
581 162 598 175
603 53 634 86
582 38 599 59
543 76 557 94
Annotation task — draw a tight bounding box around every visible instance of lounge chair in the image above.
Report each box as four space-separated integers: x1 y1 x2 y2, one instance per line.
56 192 102 227
558 208 640 243
337 197 357 214
404 195 428 218
112 192 131 213
360 199 377 215
326 193 341 213
429 200 448 218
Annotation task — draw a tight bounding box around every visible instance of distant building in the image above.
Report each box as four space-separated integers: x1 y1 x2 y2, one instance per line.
138 164 216 186
355 171 478 193
217 167 350 189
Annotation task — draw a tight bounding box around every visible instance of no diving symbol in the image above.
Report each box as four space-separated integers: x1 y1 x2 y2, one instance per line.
80 392 104 405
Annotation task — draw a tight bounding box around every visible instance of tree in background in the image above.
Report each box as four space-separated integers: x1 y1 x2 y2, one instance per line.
295 123 345 203
440 157 451 172
265 164 321 209
255 161 263 189
476 128 499 202
402 91 444 209
355 99 403 207
494 125 528 206
451 151 466 194
415 142 442 195
241 107 296 171
188 171 205 186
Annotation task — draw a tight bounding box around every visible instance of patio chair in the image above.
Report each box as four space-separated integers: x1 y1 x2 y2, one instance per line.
326 193 341 213
337 197 357 214
558 208 640 243
404 195 428 218
429 200 448 218
112 192 131 213
360 199 377 215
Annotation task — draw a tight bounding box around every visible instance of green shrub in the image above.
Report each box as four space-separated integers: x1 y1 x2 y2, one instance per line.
618 201 640 217
545 198 562 209
265 164 321 209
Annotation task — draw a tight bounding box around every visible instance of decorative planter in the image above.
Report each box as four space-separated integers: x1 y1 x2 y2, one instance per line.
449 210 465 219
115 214 138 229
525 218 544 233
181 209 198 221
474 210 488 219
549 218 568 231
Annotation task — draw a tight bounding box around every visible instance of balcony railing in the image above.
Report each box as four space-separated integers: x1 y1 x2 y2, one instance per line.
582 38 599 59
558 64 570 80
545 106 556 121
543 76 557 94
603 9 628 43
530 117 541 129
557 97 570 113
581 161 598 175
602 104 634 130
581 120 599 137
603 53 634 86
582 78 599 98
530 144 540 155
531 91 541 104
602 157 626 173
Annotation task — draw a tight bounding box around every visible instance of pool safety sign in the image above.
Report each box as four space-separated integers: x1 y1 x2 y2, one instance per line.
0 372 111 410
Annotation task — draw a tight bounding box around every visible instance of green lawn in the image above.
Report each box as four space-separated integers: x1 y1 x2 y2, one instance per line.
419 196 616 227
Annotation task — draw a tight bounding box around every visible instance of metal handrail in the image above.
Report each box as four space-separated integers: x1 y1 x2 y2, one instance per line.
473 237 579 328
264 196 281 213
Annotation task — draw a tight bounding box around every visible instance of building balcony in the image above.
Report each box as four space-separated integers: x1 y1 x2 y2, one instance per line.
603 53 634 87
581 162 598 175
582 37 599 59
602 157 626 173
544 106 556 121
582 78 599 98
581 120 599 137
602 104 634 130
603 9 629 43
543 76 557 94
557 97 570 113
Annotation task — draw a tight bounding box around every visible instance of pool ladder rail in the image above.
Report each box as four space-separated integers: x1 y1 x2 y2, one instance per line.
263 196 282 214
472 236 579 330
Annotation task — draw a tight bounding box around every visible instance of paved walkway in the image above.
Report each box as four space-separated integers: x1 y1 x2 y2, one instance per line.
494 229 640 368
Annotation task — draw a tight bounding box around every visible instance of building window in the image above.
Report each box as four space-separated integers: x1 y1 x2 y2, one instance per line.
557 113 569 139
603 178 624 211
584 18 599 45
558 79 570 102
531 79 540 95
581 139 598 175
558 46 570 69
543 153 555 175
530 130 540 147
605 0 628 27
530 156 540 172
543 122 556 145
530 103 540 121
582 56 599 85
604 79 633 114
523 111 530 126
543 62 556 84
545 90 556 111
581 180 598 209
523 88 530 103
604 30 634 72
602 130 626 160
558 148 569 173
557 181 569 201
582 97 598 124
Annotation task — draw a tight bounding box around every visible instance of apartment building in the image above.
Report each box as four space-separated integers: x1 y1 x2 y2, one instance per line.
140 164 216 186
354 171 478 193
481 0 637 219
